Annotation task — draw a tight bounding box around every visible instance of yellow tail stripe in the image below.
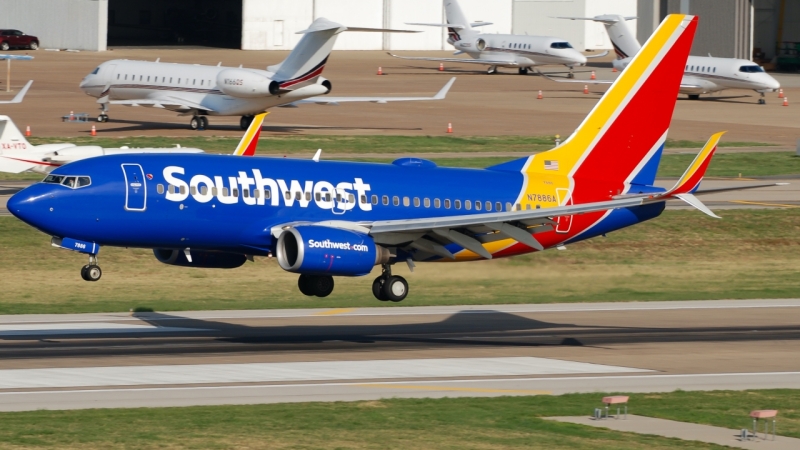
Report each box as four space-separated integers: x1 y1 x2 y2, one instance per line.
232 112 268 156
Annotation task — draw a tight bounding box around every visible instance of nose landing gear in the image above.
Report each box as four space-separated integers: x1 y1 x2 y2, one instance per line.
372 264 408 302
80 255 102 282
758 92 766 105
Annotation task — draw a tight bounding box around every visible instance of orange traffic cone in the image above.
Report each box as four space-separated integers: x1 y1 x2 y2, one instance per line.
537 90 543 100
612 66 618 73
446 122 453 133
778 88 784 98
377 66 383 75
69 111 74 121
439 62 444 71
783 96 788 106
590 70 596 80
583 85 589 94
25 125 30 137
91 125 97 136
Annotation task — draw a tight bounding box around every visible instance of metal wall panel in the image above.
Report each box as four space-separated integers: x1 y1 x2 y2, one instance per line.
667 0 753 59
242 0 313 50
388 0 445 50
512 0 587 50
314 0 384 50
0 0 107 51
584 0 637 49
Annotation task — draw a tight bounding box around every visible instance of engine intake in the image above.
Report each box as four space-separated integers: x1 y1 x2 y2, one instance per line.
276 226 390 276
153 249 247 269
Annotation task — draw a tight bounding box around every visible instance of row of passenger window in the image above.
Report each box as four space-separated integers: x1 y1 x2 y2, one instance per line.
157 184 514 211
117 73 214 87
687 65 716 73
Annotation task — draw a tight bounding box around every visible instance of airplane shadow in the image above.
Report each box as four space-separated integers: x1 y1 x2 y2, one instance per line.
96 119 423 134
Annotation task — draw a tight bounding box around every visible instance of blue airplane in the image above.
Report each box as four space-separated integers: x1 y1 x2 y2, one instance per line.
6 15 779 302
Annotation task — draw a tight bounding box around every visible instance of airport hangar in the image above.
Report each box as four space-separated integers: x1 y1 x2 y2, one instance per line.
0 0 794 61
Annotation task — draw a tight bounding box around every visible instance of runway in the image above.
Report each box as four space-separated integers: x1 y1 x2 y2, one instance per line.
2 299 799 411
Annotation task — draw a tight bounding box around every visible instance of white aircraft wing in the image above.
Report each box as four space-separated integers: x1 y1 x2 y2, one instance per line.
364 197 646 258
537 70 704 90
297 77 456 105
585 51 609 59
405 23 465 29
109 97 215 111
0 80 32 104
388 52 517 66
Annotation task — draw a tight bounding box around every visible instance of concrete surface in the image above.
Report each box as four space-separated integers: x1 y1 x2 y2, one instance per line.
548 415 796 449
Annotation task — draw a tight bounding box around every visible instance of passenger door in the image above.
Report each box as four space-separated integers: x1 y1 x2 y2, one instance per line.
122 164 147 211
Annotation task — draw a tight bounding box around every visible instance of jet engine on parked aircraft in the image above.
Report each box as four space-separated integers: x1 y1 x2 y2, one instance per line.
454 37 486 52
276 225 391 276
153 249 247 269
216 69 280 98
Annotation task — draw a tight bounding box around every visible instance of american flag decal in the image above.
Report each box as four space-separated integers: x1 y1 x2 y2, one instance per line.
544 160 559 171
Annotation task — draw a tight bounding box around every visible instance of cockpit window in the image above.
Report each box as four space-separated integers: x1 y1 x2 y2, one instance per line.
42 175 91 189
550 42 573 49
91 67 100 75
739 65 764 73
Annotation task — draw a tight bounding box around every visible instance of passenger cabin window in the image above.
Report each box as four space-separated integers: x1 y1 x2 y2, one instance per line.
434 199 441 208
454 200 461 209
393 196 399 206
116 74 120 80
444 199 451 209
168 185 176 194
465 200 471 210
496 202 502 212
371 195 378 205
157 184 164 194
382 195 389 205
403 196 410 207
424 198 430 208
475 201 481 211
413 197 420 207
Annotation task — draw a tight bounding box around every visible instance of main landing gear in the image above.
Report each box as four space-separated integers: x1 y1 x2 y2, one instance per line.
240 115 255 130
518 68 529 75
80 254 102 282
487 65 498 75
190 116 209 130
371 264 408 302
298 274 335 297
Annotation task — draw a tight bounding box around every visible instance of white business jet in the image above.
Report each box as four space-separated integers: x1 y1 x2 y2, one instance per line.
79 18 455 130
389 0 595 75
0 115 203 174
550 15 780 103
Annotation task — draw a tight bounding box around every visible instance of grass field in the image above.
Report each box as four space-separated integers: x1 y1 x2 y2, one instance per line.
1 208 798 314
0 390 797 449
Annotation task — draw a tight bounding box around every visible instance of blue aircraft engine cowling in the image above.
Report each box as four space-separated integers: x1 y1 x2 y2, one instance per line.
153 249 247 269
276 226 390 277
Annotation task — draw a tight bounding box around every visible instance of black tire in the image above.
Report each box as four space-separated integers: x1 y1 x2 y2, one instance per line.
240 115 253 130
85 265 102 282
190 117 200 130
382 276 408 302
0 42 9 51
80 265 91 281
310 275 334 297
518 68 528 75
688 94 700 100
298 274 315 296
29 41 38 50
199 116 209 129
372 276 389 301
102 115 109 123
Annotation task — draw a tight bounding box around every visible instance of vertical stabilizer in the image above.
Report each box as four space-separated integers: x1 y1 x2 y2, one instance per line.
596 15 642 59
444 0 472 29
270 18 343 89
0 115 32 152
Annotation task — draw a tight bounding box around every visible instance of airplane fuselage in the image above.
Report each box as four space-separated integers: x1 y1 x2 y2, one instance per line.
9 154 665 261
449 33 587 67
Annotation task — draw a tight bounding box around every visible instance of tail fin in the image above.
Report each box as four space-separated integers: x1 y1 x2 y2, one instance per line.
269 18 344 89
518 14 697 202
232 113 268 156
444 0 472 40
592 15 641 59
0 115 33 151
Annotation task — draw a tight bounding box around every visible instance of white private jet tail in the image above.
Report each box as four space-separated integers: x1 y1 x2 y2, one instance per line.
554 15 641 59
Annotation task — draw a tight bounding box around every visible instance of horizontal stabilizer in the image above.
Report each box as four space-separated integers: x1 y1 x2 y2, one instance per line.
675 193 720 219
554 15 637 24
296 18 418 34
406 23 465 29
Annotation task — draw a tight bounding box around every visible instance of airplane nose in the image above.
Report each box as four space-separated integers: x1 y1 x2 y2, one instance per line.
575 52 588 65
7 187 51 229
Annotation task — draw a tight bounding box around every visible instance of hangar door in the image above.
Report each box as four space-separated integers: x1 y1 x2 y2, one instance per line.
108 0 242 48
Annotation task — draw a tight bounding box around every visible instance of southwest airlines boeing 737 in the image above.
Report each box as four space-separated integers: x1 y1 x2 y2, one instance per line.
7 15 781 302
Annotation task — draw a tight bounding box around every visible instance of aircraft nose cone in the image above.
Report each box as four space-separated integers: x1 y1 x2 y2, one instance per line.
7 187 50 228
575 52 588 65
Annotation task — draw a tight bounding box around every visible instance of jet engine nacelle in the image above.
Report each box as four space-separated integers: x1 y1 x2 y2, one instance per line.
276 226 390 276
216 69 279 98
454 37 486 52
153 249 247 269
45 146 105 163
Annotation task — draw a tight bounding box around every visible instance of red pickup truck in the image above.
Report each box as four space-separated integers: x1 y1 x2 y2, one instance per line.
0 30 39 51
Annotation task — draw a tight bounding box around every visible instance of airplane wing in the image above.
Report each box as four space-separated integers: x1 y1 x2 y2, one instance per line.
537 70 703 90
388 52 517 66
108 97 215 112
585 51 609 59
0 80 32 104
405 23 465 29
297 77 456 105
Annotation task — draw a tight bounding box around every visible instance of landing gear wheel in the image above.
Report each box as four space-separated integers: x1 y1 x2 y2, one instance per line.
487 65 497 75
83 265 102 282
518 68 528 75
240 115 254 130
199 116 209 129
298 274 315 296
382 276 408 302
97 114 109 123
190 116 200 130
372 276 389 301
309 275 334 297
758 93 766 105
688 94 700 100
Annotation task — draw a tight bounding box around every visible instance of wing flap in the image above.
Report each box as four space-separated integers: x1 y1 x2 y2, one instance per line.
388 53 517 66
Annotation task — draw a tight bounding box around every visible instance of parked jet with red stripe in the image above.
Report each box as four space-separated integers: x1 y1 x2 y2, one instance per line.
9 15 783 301
79 18 455 131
